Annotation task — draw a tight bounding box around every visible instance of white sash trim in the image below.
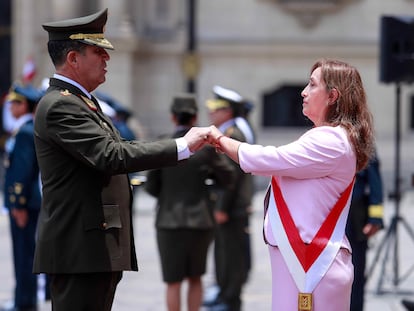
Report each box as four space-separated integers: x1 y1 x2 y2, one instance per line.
267 184 351 293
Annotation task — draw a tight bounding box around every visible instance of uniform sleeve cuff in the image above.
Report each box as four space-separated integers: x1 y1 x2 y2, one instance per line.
175 137 193 161
368 204 384 219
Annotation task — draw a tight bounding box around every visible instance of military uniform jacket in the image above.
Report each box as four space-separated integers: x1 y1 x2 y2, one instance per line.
33 78 178 274
4 118 41 211
217 122 253 218
346 154 384 242
145 127 236 229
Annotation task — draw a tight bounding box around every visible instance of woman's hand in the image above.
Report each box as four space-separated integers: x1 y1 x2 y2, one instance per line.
207 125 223 143
207 125 242 163
206 126 225 153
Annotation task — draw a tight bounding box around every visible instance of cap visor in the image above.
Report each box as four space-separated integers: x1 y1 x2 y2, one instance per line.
7 92 25 102
82 37 114 50
206 99 230 111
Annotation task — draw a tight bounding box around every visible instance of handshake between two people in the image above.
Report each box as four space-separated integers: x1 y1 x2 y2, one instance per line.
183 126 242 164
182 125 223 153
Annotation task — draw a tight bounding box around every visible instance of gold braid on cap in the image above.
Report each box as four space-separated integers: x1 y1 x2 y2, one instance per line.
69 33 114 49
7 91 26 103
69 33 104 40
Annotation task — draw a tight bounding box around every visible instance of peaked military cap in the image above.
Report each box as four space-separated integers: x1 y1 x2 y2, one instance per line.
42 8 114 50
171 94 198 115
7 83 42 105
205 85 243 112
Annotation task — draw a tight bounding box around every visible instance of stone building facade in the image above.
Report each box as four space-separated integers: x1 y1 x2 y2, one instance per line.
9 0 414 191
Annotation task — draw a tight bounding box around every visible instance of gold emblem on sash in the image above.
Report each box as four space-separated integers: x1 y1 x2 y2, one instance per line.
298 293 312 311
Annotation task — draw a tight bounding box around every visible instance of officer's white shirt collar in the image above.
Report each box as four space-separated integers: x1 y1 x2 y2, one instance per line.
53 74 92 99
218 118 235 134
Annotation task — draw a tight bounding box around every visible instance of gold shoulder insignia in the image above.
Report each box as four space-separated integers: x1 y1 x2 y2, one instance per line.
60 90 71 96
80 95 97 111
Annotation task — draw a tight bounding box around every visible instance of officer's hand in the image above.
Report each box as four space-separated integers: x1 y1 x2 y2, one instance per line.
207 125 224 143
183 127 211 153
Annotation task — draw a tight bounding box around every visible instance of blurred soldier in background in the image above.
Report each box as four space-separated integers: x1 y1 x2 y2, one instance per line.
346 151 384 311
204 86 254 311
94 91 138 141
145 94 235 311
2 83 42 311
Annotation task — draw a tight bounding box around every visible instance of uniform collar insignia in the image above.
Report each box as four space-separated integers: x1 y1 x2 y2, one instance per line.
80 95 97 111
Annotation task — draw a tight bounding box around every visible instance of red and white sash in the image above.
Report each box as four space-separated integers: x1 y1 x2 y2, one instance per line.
267 177 354 294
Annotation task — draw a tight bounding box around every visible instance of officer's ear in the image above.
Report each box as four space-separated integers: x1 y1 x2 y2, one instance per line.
67 51 78 67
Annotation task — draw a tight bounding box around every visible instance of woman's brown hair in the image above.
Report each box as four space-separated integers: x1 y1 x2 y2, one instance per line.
311 59 374 171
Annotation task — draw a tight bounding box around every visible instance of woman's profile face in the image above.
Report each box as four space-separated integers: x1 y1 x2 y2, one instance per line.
301 67 330 126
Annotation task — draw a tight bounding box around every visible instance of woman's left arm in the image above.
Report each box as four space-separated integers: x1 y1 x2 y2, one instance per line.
208 125 242 164
237 126 355 179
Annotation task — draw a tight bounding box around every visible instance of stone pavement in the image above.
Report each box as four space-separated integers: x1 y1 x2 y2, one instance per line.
1 187 414 311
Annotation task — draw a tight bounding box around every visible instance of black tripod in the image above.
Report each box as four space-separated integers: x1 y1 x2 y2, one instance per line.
367 84 414 294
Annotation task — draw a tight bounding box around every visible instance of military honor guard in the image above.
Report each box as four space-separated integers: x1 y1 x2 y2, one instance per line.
3 83 42 311
204 85 254 311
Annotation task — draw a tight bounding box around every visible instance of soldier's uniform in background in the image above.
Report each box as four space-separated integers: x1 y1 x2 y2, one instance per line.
346 152 384 311
3 84 42 311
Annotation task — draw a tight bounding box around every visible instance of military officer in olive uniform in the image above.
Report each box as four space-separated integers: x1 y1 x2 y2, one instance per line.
3 83 42 311
34 9 209 311
205 86 254 311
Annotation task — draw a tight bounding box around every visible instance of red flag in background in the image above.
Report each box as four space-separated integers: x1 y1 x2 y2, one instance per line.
22 56 36 84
